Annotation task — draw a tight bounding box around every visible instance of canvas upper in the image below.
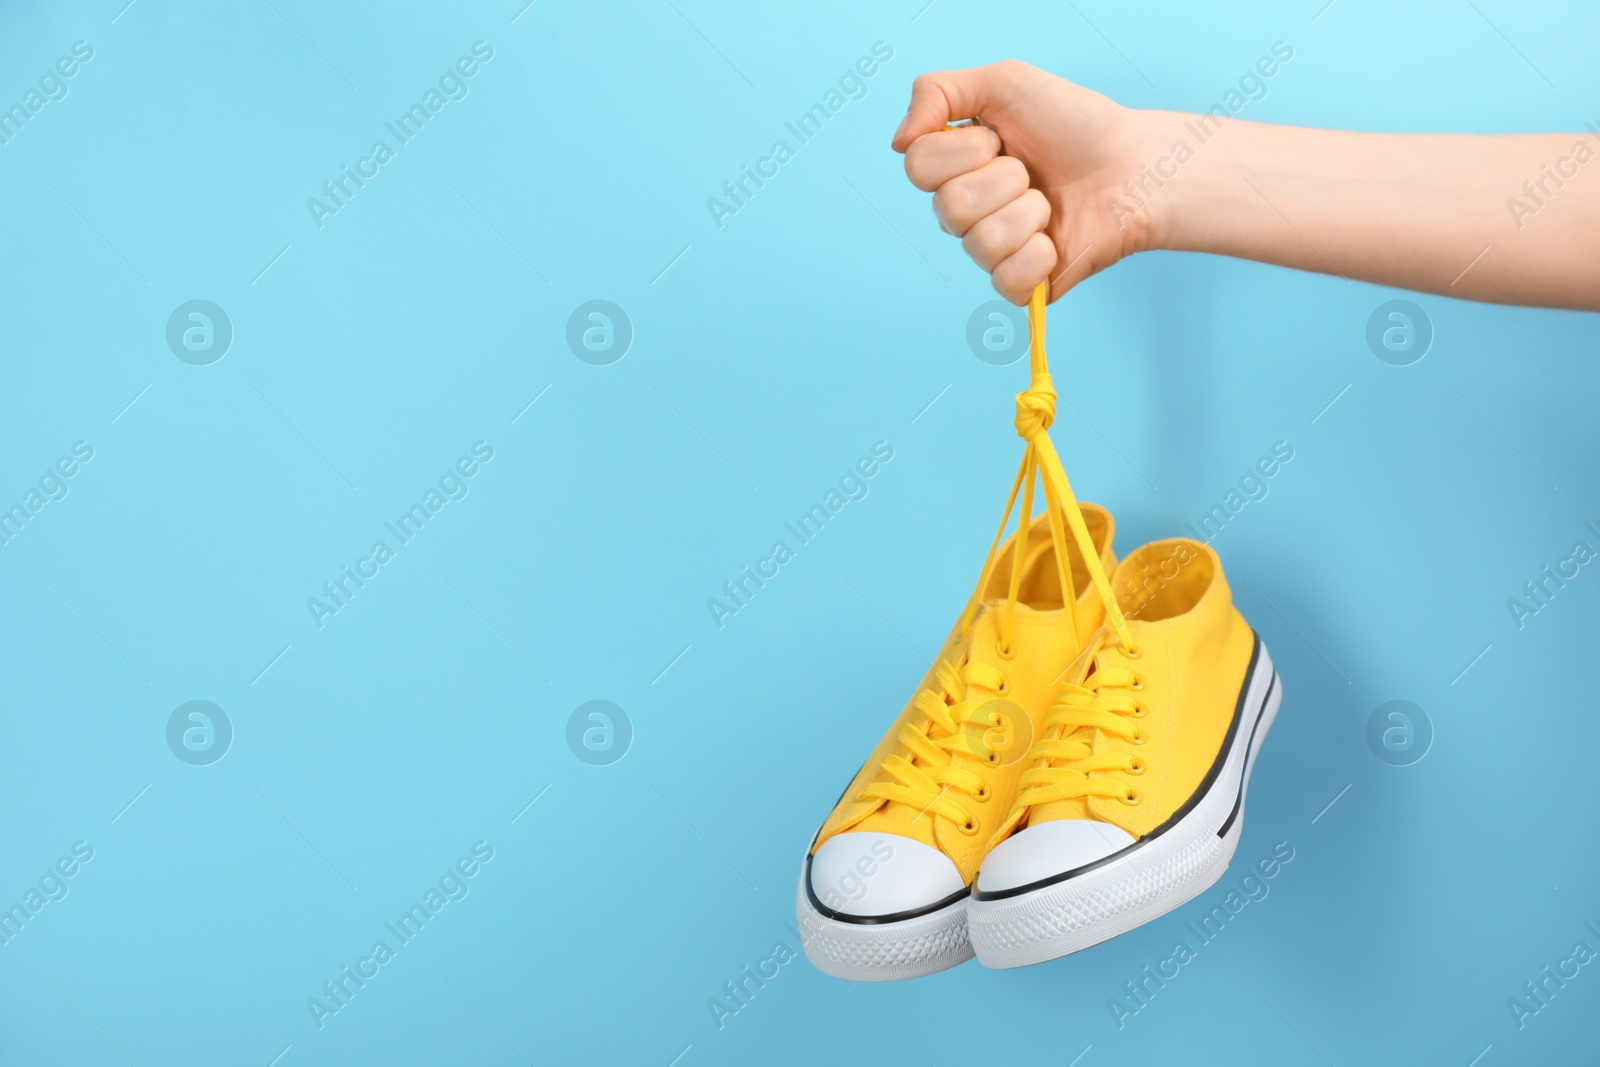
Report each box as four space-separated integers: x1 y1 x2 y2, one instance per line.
979 538 1256 884
807 506 1116 905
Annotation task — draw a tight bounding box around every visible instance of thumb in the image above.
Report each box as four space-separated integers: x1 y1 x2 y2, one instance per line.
891 63 1016 152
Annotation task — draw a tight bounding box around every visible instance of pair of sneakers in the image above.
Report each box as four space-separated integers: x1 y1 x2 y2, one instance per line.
796 288 1283 979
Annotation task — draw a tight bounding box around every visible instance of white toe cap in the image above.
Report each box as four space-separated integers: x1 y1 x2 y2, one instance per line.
976 820 1137 893
809 832 965 917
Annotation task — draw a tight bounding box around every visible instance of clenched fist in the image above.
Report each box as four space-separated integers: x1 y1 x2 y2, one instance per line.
891 60 1162 305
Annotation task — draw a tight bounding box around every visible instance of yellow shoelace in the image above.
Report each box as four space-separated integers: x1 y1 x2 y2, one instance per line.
858 283 1136 831
1012 662 1148 812
859 658 1010 832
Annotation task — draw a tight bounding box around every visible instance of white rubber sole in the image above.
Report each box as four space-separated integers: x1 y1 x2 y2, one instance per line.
968 640 1281 969
795 884 974 982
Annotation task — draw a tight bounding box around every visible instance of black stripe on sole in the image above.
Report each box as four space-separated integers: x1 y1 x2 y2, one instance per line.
1216 671 1278 839
800 852 971 926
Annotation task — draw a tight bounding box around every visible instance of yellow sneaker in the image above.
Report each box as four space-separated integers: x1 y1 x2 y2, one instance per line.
967 538 1282 969
797 285 1120 981
797 508 1115 980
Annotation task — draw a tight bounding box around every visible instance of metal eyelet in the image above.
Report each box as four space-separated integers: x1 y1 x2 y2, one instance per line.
1127 758 1146 776
1121 787 1142 806
1130 729 1146 745
1132 702 1147 719
1122 645 1143 660
958 816 980 836
1130 676 1146 692
973 784 991 802
995 641 1017 661
996 678 1010 695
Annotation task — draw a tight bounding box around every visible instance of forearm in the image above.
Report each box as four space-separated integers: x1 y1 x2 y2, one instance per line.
1141 112 1600 310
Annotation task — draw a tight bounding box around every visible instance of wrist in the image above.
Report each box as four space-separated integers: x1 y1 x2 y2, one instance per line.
1114 108 1251 255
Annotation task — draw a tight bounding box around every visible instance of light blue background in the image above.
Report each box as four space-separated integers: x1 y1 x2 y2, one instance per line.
2 0 1598 1064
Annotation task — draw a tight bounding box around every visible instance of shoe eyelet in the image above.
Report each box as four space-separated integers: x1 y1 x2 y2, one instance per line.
996 678 1010 695
995 641 1017 661
973 784 991 802
1122 645 1143 660
958 817 980 836
1127 758 1146 776
1132 702 1147 719
1129 676 1146 692
1121 787 1142 806
1130 729 1146 745
985 751 1000 766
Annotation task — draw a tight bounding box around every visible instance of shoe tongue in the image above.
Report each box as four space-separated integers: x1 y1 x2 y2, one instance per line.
981 522 1072 609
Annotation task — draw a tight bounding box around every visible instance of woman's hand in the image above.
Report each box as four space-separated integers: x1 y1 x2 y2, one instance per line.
892 60 1600 311
892 60 1163 304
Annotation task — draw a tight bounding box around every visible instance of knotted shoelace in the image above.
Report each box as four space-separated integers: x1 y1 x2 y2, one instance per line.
858 283 1136 832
